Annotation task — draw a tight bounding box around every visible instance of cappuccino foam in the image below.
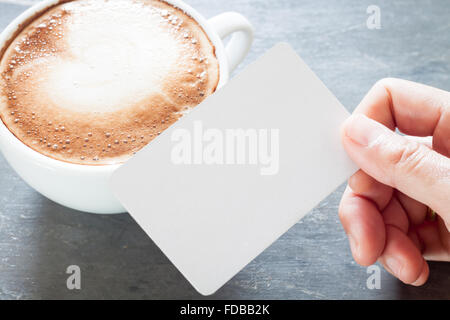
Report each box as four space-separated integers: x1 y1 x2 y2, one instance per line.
0 0 219 164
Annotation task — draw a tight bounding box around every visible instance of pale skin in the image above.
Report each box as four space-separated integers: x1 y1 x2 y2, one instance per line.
339 78 450 286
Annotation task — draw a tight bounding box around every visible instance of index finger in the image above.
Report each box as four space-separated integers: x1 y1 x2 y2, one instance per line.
354 78 450 156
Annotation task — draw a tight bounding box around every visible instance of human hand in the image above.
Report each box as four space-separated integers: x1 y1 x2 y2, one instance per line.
339 78 450 286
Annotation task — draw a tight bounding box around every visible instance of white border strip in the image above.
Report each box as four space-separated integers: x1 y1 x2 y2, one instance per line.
0 0 37 6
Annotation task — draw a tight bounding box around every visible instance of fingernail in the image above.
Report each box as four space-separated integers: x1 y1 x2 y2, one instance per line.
348 172 359 191
385 256 403 276
344 114 386 147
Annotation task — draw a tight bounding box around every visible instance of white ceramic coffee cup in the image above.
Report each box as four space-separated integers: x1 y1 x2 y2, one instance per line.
0 0 253 214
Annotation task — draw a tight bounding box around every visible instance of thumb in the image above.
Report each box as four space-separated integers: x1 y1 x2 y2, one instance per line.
342 114 450 221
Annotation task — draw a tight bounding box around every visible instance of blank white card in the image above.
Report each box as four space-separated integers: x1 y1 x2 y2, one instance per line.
110 43 358 295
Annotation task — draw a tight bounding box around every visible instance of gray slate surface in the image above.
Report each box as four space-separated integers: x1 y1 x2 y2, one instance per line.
0 0 449 299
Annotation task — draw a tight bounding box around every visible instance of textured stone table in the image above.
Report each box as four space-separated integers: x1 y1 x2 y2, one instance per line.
0 0 449 299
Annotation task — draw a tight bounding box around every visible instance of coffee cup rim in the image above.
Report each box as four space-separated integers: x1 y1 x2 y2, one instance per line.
0 0 229 173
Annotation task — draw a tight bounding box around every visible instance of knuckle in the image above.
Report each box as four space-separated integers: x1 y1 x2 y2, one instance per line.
373 77 396 91
375 77 391 85
389 142 429 184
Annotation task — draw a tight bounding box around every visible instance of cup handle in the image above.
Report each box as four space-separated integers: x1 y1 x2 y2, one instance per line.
208 12 254 73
